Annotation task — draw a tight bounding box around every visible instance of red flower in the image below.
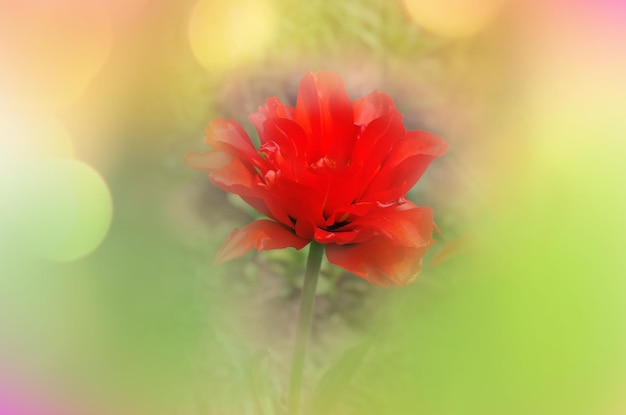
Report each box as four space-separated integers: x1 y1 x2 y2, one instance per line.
186 71 447 286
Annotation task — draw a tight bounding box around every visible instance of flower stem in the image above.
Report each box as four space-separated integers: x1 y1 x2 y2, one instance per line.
287 241 324 415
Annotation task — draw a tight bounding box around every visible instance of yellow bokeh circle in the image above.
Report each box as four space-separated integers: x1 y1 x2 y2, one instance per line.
402 0 506 38
18 159 113 262
0 112 74 163
188 0 277 70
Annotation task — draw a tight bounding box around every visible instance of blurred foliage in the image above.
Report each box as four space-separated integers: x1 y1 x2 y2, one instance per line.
2 0 625 414
273 0 438 59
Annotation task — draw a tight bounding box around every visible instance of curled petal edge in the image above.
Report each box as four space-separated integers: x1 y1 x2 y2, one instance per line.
215 220 310 264
325 236 435 287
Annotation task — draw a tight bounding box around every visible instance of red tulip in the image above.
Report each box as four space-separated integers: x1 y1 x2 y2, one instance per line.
186 71 447 286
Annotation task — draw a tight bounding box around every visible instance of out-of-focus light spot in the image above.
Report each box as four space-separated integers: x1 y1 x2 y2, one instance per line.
15 159 113 262
0 0 113 109
35 117 74 159
188 0 277 71
401 0 506 38
0 112 74 164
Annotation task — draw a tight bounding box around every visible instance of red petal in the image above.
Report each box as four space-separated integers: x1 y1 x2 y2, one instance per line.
325 237 432 287
294 71 355 163
353 90 397 126
239 195 274 219
349 90 408 197
185 152 298 228
259 118 308 165
313 227 362 245
346 203 435 248
320 203 436 284
253 97 295 122
205 119 265 169
270 175 326 231
184 151 260 198
323 202 375 228
350 111 406 187
388 130 449 164
215 220 309 264
249 97 295 143
363 130 448 202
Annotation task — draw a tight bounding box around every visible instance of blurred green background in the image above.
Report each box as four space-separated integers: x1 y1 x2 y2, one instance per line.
1 0 625 414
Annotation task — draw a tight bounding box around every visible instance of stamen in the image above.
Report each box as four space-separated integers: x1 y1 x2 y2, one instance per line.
310 156 336 169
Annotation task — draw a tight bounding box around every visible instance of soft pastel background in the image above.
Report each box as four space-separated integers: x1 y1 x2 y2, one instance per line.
1 1 625 414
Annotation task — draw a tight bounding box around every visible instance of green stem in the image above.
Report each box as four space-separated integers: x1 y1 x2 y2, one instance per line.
287 241 324 415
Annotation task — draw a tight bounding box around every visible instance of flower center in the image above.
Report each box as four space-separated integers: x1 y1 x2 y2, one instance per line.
326 220 350 232
310 156 336 170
